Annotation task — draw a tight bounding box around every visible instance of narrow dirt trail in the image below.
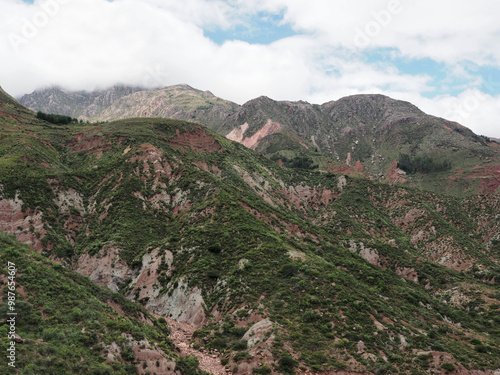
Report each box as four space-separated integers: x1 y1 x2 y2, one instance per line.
165 317 232 375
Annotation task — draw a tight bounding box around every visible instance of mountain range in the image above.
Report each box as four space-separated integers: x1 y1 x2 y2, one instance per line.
1 84 499 374
20 85 500 197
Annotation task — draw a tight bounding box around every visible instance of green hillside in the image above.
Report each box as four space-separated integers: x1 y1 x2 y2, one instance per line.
0 232 202 375
19 86 500 197
0 87 499 374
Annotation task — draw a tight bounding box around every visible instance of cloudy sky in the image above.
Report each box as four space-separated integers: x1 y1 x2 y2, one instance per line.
1 0 500 137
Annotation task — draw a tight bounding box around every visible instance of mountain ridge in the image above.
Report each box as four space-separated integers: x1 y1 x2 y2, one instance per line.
19 84 145 119
1 86 499 374
19 84 500 197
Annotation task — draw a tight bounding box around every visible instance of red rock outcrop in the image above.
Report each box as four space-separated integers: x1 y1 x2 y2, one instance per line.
0 196 46 252
385 159 407 184
167 127 221 153
240 120 282 150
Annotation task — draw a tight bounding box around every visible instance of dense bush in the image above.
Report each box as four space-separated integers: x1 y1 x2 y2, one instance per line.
36 111 77 125
271 155 318 170
442 362 456 372
253 365 272 374
175 356 202 375
398 153 452 174
279 353 297 374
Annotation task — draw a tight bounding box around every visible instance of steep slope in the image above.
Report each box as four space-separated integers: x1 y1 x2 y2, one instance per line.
1 87 499 374
220 95 500 196
0 86 25 108
88 84 240 128
0 232 206 375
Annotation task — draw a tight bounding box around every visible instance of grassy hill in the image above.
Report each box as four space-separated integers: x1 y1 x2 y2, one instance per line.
0 232 203 375
1 87 499 374
19 86 500 197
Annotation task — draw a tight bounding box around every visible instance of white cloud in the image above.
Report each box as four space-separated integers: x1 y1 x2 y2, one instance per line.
274 0 500 65
0 0 499 137
416 91 500 138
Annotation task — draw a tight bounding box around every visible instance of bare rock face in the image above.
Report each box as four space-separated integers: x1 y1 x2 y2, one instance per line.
226 123 249 143
229 119 282 150
75 242 207 328
0 194 46 252
146 278 206 328
134 348 178 375
75 245 135 292
167 127 222 153
123 248 207 327
347 240 383 268
242 319 273 348
109 333 180 375
167 317 231 375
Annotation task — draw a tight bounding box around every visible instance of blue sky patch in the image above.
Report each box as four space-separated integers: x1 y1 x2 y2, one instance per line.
363 48 500 98
205 11 297 45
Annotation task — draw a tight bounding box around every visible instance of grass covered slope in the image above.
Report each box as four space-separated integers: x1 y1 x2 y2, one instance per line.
0 87 499 374
0 232 194 375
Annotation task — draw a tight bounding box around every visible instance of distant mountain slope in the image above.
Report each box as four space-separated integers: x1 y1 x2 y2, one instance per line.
220 94 500 196
19 84 240 129
1 86 499 374
19 85 144 118
89 84 240 129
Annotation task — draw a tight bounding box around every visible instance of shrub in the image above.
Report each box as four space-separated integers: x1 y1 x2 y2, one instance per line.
233 351 250 362
176 356 200 375
397 153 452 174
208 244 222 254
36 111 77 125
442 363 456 372
121 345 135 361
253 365 272 374
209 336 227 350
232 340 248 351
281 264 299 278
475 345 488 353
279 353 297 374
